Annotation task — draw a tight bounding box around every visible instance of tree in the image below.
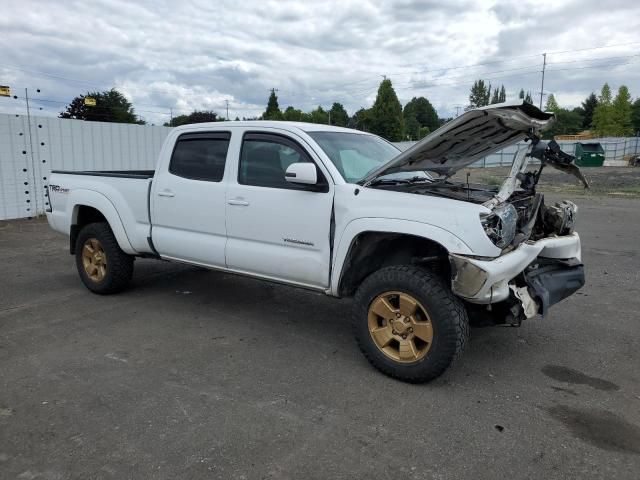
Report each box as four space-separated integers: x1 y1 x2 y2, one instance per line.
469 80 491 108
309 106 329 124
59 89 144 124
491 87 499 104
164 110 220 127
489 85 506 104
283 106 303 121
263 88 282 120
544 93 559 113
369 79 404 141
403 96 438 140
542 108 584 139
593 83 616 136
581 93 598 129
350 108 372 131
329 102 349 126
631 98 640 135
519 88 533 104
611 85 633 136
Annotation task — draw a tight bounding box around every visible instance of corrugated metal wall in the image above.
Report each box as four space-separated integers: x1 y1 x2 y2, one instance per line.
0 113 170 220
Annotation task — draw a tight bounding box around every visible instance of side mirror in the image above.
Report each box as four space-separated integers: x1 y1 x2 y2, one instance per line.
285 163 317 185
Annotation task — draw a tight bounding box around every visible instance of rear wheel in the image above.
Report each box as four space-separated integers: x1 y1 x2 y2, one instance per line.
352 265 469 383
75 222 134 294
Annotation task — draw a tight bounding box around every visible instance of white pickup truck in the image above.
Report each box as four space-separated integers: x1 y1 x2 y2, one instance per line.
46 101 586 383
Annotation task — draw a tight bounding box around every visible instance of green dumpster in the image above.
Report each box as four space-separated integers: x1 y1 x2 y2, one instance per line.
575 142 605 167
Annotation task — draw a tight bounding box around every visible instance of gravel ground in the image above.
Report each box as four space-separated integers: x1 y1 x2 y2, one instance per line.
454 166 640 196
1 194 639 479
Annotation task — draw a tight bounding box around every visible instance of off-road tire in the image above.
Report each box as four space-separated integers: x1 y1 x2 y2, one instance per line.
75 222 134 294
352 265 469 383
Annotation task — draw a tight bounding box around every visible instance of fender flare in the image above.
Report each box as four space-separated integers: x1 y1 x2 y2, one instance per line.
68 189 136 254
329 217 473 296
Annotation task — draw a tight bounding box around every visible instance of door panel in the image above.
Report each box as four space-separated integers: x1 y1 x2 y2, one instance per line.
151 132 230 267
226 132 333 288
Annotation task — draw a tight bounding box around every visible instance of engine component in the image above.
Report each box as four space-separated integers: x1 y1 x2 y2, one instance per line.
542 200 577 236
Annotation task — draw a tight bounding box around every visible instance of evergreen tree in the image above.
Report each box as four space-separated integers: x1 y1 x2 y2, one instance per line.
581 93 598 129
329 102 349 126
611 85 633 136
263 89 282 120
631 98 640 135
593 83 616 136
524 91 533 104
545 94 560 113
469 80 490 108
518 88 525 99
369 79 404 141
490 87 500 104
499 85 506 103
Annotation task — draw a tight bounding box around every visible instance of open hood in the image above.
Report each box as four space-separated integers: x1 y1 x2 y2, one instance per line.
361 101 555 185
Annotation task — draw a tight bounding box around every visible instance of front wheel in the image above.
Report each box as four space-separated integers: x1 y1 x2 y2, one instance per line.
75 222 134 294
352 265 469 383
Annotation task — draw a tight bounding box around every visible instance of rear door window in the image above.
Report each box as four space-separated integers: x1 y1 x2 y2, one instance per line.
169 132 231 182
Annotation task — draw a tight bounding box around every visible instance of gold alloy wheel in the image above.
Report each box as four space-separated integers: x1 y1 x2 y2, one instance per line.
82 237 107 282
368 291 434 363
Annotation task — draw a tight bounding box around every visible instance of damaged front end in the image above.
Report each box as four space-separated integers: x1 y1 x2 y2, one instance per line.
449 137 588 325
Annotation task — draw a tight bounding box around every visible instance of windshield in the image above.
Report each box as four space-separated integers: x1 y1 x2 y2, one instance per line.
308 131 431 183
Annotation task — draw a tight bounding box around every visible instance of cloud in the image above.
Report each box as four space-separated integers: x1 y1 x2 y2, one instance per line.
0 0 638 123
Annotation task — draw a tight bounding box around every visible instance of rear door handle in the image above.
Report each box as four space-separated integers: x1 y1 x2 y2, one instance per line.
227 199 250 206
158 190 175 197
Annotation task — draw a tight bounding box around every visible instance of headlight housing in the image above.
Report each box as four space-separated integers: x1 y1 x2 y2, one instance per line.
480 203 517 249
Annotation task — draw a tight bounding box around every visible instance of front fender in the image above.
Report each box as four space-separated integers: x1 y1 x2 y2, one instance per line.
67 189 135 254
329 217 473 296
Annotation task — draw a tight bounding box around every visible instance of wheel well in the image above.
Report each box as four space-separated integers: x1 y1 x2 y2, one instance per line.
338 232 450 297
70 205 107 254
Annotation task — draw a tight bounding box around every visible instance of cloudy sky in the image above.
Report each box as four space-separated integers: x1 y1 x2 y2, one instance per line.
1 0 639 124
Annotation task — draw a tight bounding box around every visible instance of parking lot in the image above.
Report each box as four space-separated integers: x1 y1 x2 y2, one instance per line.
1 194 639 479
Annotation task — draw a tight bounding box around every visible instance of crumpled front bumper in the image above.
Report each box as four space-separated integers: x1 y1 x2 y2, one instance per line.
449 232 583 305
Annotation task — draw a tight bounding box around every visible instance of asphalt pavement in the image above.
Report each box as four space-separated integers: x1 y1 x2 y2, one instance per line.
1 194 639 479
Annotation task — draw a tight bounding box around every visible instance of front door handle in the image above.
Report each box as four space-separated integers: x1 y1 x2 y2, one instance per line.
158 190 175 197
227 199 250 206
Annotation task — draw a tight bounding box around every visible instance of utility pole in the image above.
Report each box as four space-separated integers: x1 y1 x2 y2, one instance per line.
169 108 173 124
225 99 229 120
455 106 462 117
539 53 547 109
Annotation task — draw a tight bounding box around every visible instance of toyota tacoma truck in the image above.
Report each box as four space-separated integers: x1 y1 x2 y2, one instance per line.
46 101 586 383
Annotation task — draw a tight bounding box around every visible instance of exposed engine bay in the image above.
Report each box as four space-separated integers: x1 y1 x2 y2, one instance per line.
371 136 583 251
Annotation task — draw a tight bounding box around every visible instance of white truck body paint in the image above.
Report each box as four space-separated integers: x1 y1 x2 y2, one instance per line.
46 113 582 304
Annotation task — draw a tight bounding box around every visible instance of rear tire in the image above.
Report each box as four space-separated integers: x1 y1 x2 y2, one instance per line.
75 222 134 294
352 265 469 383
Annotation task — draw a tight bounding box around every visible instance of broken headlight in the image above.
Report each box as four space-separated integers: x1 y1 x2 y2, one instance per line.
480 203 517 249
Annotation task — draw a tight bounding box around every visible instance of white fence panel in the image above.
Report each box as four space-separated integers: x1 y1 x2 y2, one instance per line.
0 113 170 220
